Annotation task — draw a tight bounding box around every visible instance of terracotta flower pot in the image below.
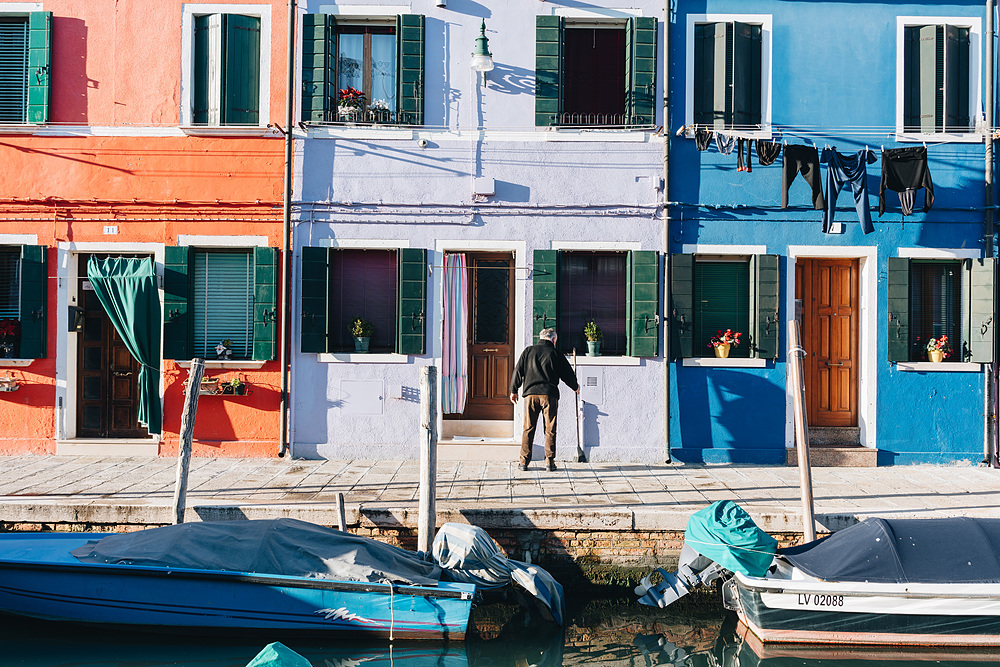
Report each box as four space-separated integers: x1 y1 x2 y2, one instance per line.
928 349 944 363
714 343 731 359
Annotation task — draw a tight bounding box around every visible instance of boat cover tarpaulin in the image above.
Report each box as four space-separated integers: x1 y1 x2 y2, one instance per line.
71 518 443 585
780 517 1000 583
685 500 778 577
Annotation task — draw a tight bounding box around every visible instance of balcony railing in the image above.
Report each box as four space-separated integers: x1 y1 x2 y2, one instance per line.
320 105 418 126
546 112 653 129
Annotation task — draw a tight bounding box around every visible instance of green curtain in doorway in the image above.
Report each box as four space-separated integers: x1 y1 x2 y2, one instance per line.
86 257 162 435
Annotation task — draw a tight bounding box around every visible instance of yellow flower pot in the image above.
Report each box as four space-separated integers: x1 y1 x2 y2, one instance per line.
714 343 731 359
928 349 944 363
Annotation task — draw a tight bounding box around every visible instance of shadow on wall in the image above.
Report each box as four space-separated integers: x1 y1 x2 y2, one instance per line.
582 401 605 457
52 17 92 123
483 63 535 97
674 366 784 462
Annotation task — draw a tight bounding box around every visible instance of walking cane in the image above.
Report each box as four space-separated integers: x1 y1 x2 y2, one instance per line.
573 349 587 463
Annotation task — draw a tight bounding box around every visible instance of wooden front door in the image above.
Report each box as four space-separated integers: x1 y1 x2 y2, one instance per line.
797 259 859 427
462 254 514 420
77 255 147 438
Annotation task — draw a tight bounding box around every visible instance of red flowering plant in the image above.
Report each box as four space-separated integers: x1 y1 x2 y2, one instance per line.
708 328 741 349
0 318 19 341
337 87 366 109
925 335 953 359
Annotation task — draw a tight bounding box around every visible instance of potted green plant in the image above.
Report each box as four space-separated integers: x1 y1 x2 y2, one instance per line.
583 320 603 357
351 318 374 353
222 377 246 395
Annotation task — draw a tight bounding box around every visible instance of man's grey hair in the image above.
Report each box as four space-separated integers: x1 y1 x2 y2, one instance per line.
539 328 557 342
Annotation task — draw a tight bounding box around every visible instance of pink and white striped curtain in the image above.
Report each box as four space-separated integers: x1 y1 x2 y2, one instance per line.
442 253 468 414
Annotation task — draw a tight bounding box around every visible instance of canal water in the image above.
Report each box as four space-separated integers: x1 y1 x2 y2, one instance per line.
0 595 997 667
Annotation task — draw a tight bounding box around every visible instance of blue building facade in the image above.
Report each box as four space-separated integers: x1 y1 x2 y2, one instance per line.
668 0 995 465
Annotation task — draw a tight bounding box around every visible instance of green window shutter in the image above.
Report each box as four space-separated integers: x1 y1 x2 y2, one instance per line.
887 257 910 362
693 22 728 128
732 21 761 128
625 17 657 127
670 254 694 358
627 250 659 357
26 11 51 124
535 15 564 127
302 14 335 123
753 254 779 360
396 14 424 126
904 25 939 133
945 25 970 132
253 246 277 361
17 245 46 359
396 248 426 355
300 246 329 353
532 250 559 341
967 258 994 363
193 14 213 124
163 246 191 360
223 14 261 125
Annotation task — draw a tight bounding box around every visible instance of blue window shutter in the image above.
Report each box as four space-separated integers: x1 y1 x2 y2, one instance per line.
670 254 693 358
396 248 426 355
535 15 564 127
626 17 657 127
396 14 424 126
532 250 559 341
253 247 277 361
300 246 329 353
887 257 910 362
627 250 659 357
302 14 335 122
18 245 46 359
26 11 50 124
164 246 191 360
968 258 994 363
223 14 261 125
753 254 779 359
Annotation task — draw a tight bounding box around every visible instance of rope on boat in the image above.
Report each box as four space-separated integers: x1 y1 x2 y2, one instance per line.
388 580 395 642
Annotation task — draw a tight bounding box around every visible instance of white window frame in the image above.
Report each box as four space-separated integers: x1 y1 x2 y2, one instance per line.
685 13 772 139
180 3 271 128
895 15 982 143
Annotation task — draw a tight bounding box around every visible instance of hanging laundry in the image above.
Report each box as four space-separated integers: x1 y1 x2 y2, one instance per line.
694 128 713 151
756 140 781 167
736 138 753 172
821 148 878 234
715 133 737 155
782 145 825 210
879 146 934 217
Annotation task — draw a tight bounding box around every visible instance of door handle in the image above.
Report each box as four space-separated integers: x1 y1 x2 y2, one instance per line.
482 348 499 352
825 361 844 366
113 371 133 377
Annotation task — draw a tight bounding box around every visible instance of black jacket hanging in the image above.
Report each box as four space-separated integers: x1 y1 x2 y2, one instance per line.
879 146 934 217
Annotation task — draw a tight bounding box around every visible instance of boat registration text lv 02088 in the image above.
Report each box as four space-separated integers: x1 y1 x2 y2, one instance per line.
759 590 1000 616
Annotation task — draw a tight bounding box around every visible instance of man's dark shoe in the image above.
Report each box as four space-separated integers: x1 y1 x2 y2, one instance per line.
517 463 528 472
546 460 557 472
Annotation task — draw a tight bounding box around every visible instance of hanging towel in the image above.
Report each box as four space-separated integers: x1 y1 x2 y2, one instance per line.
879 146 934 217
821 148 878 234
694 128 713 151
756 140 781 166
782 145 825 210
715 132 737 155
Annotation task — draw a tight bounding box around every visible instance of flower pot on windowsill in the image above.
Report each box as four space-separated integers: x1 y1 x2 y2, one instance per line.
586 340 601 357
0 376 18 392
184 377 220 395
338 106 359 122
928 349 945 363
354 337 371 353
714 343 731 359
0 341 15 359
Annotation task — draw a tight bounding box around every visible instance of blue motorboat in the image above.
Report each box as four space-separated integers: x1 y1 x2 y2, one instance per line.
0 518 562 640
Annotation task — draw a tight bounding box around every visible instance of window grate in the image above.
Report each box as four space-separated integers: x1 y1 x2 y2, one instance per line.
0 18 28 124
0 249 19 319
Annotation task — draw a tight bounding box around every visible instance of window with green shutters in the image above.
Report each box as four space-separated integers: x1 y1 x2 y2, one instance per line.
0 12 50 124
693 20 762 130
535 16 658 127
887 257 994 363
0 244 46 359
531 249 659 357
163 246 277 361
299 247 427 355
193 13 261 126
902 22 972 134
301 14 424 126
670 254 780 360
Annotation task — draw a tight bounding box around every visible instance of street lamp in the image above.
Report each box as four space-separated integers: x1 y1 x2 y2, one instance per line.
470 20 494 73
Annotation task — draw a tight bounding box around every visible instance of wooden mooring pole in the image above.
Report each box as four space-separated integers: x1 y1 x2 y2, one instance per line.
788 322 816 542
172 358 204 525
417 366 438 554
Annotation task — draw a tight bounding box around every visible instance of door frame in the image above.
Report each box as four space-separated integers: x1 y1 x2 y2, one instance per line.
786 246 877 451
432 240 526 432
55 243 163 452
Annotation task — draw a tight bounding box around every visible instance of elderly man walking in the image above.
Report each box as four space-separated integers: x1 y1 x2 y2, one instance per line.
509 328 580 471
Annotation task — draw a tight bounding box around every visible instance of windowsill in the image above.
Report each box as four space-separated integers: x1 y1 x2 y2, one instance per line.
540 127 656 142
572 356 641 366
683 127 774 141
318 353 409 364
0 125 37 135
897 361 982 372
682 357 768 368
175 360 267 369
0 359 34 367
895 131 983 144
302 125 415 140
180 125 281 137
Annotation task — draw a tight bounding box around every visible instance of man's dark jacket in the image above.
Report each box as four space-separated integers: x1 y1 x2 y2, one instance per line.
509 340 580 398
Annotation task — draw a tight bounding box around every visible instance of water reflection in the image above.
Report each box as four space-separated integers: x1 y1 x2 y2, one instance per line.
0 604 998 667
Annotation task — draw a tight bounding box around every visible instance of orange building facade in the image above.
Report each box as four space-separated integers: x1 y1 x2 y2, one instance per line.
0 1 289 457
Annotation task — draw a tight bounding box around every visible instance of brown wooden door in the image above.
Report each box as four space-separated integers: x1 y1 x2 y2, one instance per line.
463 254 514 420
77 255 147 438
798 259 859 427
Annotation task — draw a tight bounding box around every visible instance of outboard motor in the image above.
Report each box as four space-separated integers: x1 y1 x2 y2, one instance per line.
635 542 726 608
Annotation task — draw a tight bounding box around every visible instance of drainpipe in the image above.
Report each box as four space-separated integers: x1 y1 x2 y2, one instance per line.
278 0 297 457
662 3 671 463
987 0 996 466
